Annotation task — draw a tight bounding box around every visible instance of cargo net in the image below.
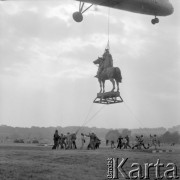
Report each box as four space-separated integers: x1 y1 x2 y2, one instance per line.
93 91 123 105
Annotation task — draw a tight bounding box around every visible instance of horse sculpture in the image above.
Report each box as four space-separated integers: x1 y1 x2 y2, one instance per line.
93 57 122 93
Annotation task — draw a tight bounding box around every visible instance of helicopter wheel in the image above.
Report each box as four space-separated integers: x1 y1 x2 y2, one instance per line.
151 19 155 25
155 17 159 23
73 11 83 22
151 17 159 25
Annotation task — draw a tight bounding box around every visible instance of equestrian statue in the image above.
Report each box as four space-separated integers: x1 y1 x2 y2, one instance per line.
93 48 122 93
93 49 123 104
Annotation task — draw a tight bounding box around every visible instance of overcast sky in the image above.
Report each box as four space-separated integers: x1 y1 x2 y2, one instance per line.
0 0 179 129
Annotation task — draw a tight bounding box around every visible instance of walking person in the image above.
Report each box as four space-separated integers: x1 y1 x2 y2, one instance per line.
52 130 60 150
80 133 86 149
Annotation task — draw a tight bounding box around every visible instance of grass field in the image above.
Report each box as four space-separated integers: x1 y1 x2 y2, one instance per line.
0 144 179 180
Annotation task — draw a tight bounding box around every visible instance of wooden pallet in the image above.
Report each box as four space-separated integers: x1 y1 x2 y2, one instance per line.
93 91 123 104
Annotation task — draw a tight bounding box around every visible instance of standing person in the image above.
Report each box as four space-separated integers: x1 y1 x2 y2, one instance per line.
80 133 86 149
106 139 109 146
90 132 96 150
66 132 71 149
52 130 60 150
111 140 115 149
152 134 158 149
59 133 66 149
132 136 141 149
94 136 101 149
153 134 157 143
139 135 148 149
71 132 77 149
86 132 96 150
122 137 128 149
124 135 131 149
117 135 123 149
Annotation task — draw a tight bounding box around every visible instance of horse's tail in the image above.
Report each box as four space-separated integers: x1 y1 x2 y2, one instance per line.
115 67 122 83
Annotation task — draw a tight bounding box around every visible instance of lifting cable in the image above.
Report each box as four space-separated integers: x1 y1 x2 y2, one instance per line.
81 103 94 127
76 103 94 134
83 105 105 127
76 104 106 134
122 99 153 136
106 8 111 50
122 100 145 129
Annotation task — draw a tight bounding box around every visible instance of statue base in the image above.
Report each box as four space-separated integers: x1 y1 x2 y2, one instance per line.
93 91 123 105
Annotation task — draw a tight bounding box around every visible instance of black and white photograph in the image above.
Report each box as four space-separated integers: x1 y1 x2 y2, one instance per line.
0 0 179 179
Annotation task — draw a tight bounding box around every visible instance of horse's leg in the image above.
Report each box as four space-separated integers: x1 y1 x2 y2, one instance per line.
110 78 115 92
99 79 102 93
103 80 105 93
116 79 119 92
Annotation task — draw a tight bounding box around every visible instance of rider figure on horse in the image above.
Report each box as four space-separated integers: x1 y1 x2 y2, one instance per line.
95 48 113 78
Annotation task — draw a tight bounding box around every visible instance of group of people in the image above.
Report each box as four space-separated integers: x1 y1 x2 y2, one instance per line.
53 129 159 150
117 135 131 149
132 135 149 149
106 135 131 149
149 134 160 148
53 130 77 150
53 130 101 150
107 134 160 150
82 132 101 150
132 134 160 149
